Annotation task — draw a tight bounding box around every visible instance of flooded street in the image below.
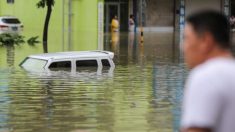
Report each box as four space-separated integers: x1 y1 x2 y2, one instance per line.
1 0 235 131
0 32 187 132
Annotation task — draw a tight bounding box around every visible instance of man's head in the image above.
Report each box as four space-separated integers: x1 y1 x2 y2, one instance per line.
130 14 134 19
184 10 231 69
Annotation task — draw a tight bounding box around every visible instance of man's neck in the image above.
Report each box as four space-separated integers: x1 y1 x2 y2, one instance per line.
206 47 233 61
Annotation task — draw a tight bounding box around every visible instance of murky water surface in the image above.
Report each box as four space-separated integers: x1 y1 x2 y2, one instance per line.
0 32 187 132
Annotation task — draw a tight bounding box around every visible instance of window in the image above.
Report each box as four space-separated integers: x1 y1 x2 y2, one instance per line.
20 57 47 70
49 61 71 71
76 60 98 67
101 59 111 67
7 0 14 4
2 18 20 24
76 60 98 72
101 59 111 72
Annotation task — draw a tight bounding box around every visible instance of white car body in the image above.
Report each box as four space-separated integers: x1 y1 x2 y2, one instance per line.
0 16 23 34
20 51 115 73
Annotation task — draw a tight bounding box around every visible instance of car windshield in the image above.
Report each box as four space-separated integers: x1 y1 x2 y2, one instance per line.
2 18 21 24
20 57 47 70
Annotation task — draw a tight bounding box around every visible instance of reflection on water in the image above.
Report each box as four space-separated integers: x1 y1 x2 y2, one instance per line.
0 32 186 132
6 46 15 68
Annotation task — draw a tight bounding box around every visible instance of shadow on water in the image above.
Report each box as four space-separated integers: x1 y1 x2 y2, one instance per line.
0 31 186 132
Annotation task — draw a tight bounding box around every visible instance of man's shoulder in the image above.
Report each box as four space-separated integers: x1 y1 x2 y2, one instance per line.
191 58 235 77
187 58 235 91
190 62 217 80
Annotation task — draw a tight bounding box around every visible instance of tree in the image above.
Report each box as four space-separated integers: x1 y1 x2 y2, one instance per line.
37 0 55 53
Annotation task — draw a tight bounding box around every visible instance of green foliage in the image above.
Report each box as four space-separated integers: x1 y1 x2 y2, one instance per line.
0 33 25 46
37 0 55 8
27 36 40 46
0 33 41 47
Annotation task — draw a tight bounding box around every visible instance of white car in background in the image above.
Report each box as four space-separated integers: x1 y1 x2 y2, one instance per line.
0 16 23 34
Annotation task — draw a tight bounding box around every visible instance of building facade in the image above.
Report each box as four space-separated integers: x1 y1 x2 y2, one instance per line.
0 0 104 52
0 0 233 43
133 0 232 32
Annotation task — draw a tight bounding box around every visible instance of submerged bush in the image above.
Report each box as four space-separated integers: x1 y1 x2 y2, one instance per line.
0 33 40 47
0 33 25 46
27 36 40 46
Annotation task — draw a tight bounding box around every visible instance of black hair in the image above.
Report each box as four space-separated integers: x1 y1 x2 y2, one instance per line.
186 10 231 49
130 14 134 18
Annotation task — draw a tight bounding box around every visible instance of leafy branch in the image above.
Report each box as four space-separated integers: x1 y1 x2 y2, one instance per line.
0 33 40 47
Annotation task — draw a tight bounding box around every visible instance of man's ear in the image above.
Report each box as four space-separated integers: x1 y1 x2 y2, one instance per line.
200 32 214 54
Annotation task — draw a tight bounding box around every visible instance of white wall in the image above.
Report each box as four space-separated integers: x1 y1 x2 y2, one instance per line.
185 0 222 16
145 0 174 26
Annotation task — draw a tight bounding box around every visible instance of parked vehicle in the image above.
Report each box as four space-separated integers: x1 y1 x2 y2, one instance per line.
20 51 115 73
0 16 23 34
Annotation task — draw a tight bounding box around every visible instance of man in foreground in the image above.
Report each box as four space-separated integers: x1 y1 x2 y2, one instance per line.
181 10 235 132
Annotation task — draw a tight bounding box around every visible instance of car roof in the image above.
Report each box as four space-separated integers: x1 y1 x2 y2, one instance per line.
29 51 114 60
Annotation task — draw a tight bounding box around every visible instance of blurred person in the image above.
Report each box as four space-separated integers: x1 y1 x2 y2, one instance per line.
181 10 235 132
129 14 135 32
111 15 119 32
229 15 235 29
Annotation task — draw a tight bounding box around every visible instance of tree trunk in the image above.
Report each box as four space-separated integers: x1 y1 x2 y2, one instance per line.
42 4 52 53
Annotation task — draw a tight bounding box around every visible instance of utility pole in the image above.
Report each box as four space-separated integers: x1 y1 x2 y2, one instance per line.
179 0 185 58
140 0 142 26
140 0 144 44
62 0 65 51
173 0 176 30
223 0 231 17
68 0 72 50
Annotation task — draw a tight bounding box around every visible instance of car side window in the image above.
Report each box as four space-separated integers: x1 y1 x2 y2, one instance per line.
101 59 111 72
76 60 98 72
49 61 71 71
101 59 111 67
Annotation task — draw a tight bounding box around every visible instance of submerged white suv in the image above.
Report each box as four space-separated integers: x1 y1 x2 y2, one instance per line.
0 16 23 34
20 51 115 73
